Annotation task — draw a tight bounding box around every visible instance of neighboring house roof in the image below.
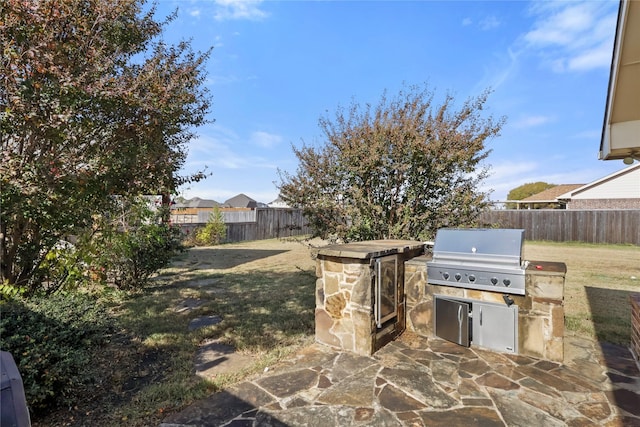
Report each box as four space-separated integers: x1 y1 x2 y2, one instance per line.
557 163 640 200
224 193 257 208
268 196 290 208
522 185 584 203
173 197 221 209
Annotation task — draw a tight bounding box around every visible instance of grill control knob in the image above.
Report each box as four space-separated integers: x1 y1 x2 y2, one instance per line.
468 274 476 282
454 273 462 281
490 277 498 285
503 278 511 287
442 272 450 280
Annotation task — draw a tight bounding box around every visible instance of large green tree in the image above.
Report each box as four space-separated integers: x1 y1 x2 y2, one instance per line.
1 0 212 290
278 84 505 242
506 182 556 209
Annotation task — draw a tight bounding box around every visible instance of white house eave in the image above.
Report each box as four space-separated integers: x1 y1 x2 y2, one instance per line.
599 0 640 162
557 163 640 199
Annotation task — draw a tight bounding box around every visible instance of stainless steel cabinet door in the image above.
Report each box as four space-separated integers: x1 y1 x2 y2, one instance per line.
435 297 470 347
472 302 517 353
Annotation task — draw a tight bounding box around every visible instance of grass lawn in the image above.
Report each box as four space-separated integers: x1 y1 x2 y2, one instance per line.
34 238 639 427
524 240 639 346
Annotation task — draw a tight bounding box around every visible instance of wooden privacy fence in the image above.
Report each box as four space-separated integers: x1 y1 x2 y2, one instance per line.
226 208 312 242
478 209 640 245
177 208 312 243
178 208 639 245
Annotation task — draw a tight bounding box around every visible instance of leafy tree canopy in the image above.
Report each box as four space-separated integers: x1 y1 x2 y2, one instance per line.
506 182 557 208
278 83 505 242
1 0 212 290
507 182 557 201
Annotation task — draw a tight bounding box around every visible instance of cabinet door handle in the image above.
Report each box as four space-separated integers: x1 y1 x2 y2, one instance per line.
457 305 463 343
479 307 483 326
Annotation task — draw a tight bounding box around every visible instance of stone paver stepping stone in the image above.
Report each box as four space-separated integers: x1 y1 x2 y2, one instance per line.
255 368 319 398
194 340 256 379
316 364 379 406
378 383 426 411
189 278 222 288
379 366 457 408
188 315 222 331
488 388 565 427
419 407 504 427
174 298 204 313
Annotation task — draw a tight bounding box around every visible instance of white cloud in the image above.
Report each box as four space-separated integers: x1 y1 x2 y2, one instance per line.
525 3 592 46
567 40 613 71
214 0 268 21
511 115 554 129
480 15 500 31
250 131 283 148
482 161 539 201
462 17 472 27
186 132 245 170
522 1 617 73
190 9 201 18
472 47 520 95
205 73 257 86
184 127 280 174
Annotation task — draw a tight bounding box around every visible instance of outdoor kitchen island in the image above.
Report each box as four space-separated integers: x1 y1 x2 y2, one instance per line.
315 232 567 362
407 228 566 362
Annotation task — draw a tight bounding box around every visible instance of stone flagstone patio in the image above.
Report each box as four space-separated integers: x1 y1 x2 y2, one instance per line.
160 331 640 427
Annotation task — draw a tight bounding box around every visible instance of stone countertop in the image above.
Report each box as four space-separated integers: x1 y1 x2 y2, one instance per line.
525 260 567 275
316 240 425 260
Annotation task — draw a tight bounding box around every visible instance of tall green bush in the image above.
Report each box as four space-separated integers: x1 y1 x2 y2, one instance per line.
88 198 185 290
278 84 503 242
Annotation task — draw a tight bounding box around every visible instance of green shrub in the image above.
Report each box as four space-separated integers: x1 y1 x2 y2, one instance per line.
194 208 227 246
0 293 114 413
38 242 87 293
96 222 184 290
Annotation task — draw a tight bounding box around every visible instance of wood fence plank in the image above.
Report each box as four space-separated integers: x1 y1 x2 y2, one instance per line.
479 210 640 245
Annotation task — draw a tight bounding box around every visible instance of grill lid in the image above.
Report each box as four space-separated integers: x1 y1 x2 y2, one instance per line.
431 228 525 268
427 228 527 295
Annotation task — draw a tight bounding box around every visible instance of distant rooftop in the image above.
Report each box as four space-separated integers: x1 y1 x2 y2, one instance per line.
223 193 257 208
521 184 584 202
173 197 221 209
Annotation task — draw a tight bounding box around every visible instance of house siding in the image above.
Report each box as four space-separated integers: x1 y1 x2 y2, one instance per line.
569 166 640 200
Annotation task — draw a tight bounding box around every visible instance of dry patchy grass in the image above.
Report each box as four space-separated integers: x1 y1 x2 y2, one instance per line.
35 238 638 427
524 240 640 345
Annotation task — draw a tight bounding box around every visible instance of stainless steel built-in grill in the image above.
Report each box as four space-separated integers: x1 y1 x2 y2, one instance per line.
427 228 527 296
428 228 526 354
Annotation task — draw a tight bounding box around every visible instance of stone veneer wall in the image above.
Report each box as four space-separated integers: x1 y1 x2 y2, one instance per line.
315 257 375 355
315 240 424 356
405 256 566 362
631 294 640 365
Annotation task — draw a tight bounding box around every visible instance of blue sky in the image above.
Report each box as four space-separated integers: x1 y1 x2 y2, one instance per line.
152 0 624 204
